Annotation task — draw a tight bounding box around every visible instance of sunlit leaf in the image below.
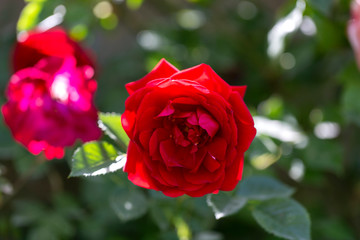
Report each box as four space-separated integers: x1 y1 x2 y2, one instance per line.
98 112 129 151
252 198 310 240
237 176 295 200
70 141 125 177
110 189 148 221
17 1 46 32
206 192 247 219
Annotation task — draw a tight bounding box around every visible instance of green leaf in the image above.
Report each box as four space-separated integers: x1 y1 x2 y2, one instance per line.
110 189 148 221
70 141 125 177
17 1 45 32
342 81 360 127
149 203 170 231
206 192 247 219
307 0 334 16
98 112 130 151
252 198 311 240
237 176 295 200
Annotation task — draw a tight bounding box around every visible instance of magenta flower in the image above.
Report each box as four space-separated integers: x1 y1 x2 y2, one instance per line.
2 56 101 159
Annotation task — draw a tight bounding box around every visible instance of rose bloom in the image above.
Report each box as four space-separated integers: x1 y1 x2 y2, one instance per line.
12 28 94 72
2 56 101 159
348 0 360 68
121 59 256 197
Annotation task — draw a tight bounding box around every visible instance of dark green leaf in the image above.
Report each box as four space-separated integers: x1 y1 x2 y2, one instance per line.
149 203 170 231
237 176 295 200
252 198 310 240
98 112 130 151
110 189 148 221
206 192 247 219
70 141 125 177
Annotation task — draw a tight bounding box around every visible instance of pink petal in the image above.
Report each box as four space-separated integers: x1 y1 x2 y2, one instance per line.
156 102 175 117
197 108 219 137
27 140 47 155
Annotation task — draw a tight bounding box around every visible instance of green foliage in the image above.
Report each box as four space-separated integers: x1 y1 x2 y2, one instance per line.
110 188 148 221
17 1 46 31
70 141 125 177
206 192 247 219
98 112 130 151
252 198 311 240
237 176 295 200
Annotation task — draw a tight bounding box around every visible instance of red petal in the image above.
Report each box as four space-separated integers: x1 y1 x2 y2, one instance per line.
159 139 183 167
232 86 247 98
207 137 227 161
125 142 158 190
156 102 175 117
149 128 170 160
125 59 178 95
228 91 256 152
220 153 244 191
170 64 232 99
203 153 221 172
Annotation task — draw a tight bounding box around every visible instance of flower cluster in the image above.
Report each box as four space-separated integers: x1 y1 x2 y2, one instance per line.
2 27 257 196
2 28 101 159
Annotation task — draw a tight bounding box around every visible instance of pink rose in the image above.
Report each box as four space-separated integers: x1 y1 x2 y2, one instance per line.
2 56 101 159
121 59 256 197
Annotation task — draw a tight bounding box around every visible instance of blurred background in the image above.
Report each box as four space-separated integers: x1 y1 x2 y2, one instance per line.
0 0 359 239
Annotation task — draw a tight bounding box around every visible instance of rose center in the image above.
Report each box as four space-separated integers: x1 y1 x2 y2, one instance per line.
157 102 219 151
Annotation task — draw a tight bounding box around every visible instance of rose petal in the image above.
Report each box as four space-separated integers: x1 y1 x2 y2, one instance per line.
207 137 227 161
220 153 244 191
186 174 225 197
139 130 153 150
232 86 247 98
149 128 170 160
125 59 179 95
125 142 158 190
159 139 183 167
170 63 232 99
197 108 219 137
156 102 175 117
203 153 221 172
228 91 256 152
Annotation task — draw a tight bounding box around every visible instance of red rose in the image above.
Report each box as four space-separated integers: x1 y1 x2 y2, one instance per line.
348 0 360 68
121 59 256 197
2 56 101 159
12 28 94 72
